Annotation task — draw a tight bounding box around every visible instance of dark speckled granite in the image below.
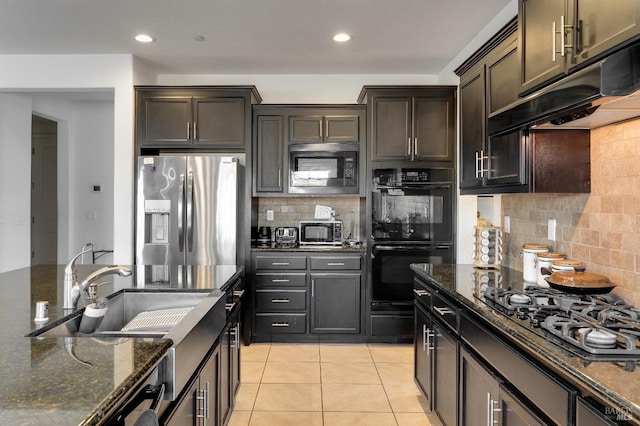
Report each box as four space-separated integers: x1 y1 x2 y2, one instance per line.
411 263 640 425
0 264 241 425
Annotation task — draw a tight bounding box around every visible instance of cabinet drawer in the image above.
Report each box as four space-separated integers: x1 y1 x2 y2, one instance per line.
310 256 361 270
255 256 307 270
432 292 459 333
256 289 307 310
255 273 306 287
255 313 307 334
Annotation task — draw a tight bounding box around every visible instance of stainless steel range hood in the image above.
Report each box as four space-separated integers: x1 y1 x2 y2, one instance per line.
488 40 640 136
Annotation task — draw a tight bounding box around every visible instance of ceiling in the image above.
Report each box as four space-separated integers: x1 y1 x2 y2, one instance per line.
0 0 512 75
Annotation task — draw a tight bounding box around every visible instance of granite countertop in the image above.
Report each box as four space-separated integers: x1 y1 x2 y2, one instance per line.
0 264 242 425
411 263 640 424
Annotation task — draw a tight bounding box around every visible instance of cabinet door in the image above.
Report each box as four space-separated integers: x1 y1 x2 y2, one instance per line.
324 115 361 143
164 378 198 425
519 0 568 94
486 129 527 187
414 303 433 409
255 115 284 193
499 385 546 425
231 307 242 400
310 273 360 333
220 322 232 425
139 97 191 146
459 65 486 189
200 346 220 426
433 321 458 426
486 34 519 115
413 95 454 162
459 347 500 426
371 97 412 161
193 97 245 147
289 115 323 143
571 0 640 67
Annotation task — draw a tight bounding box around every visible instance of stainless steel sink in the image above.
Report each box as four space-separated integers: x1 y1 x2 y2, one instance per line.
30 290 209 338
28 289 226 400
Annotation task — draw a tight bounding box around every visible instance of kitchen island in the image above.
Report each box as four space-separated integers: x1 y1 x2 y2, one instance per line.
0 264 242 425
411 263 640 425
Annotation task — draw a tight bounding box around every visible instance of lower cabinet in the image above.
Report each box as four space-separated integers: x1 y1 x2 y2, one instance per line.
310 273 360 333
221 303 242 425
163 345 220 426
460 347 544 426
252 252 363 341
414 303 433 409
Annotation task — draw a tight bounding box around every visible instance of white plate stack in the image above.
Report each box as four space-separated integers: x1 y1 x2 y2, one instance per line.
473 225 503 269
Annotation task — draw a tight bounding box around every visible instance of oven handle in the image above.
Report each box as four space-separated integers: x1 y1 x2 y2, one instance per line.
372 244 451 251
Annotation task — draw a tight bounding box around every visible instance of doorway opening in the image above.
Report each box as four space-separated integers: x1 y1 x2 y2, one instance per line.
31 115 58 265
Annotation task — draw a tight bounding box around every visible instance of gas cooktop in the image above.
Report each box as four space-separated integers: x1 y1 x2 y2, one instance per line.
478 285 640 368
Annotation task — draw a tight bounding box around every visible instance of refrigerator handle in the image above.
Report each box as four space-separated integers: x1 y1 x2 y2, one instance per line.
178 173 185 252
187 171 194 251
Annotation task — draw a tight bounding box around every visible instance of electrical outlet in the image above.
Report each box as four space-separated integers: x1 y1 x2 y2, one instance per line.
504 216 510 233
266 210 274 221
548 219 556 241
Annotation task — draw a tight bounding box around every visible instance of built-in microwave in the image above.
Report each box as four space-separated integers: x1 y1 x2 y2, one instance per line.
288 143 359 194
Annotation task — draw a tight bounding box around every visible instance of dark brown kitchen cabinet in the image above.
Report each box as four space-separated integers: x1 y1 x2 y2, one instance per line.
459 347 545 426
163 344 220 426
358 86 456 163
519 0 640 94
136 86 261 150
252 105 365 196
251 252 364 342
310 272 361 334
289 114 361 143
254 115 284 194
414 303 434 410
457 20 522 192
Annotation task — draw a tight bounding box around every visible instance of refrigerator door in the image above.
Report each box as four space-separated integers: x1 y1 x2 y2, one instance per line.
136 156 187 265
186 156 238 265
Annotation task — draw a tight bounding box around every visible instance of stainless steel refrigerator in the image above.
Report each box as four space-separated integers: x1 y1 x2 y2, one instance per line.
136 155 240 265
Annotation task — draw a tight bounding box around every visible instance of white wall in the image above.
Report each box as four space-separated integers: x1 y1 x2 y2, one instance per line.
0 93 32 271
0 54 134 270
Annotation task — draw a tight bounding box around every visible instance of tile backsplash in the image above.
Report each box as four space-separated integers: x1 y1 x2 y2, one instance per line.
257 197 363 241
502 118 640 305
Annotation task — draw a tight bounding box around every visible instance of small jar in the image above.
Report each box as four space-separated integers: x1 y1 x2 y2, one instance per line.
551 258 584 272
522 244 549 283
536 252 566 287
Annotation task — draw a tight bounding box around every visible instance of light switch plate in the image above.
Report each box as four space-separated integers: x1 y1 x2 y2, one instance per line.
266 210 274 221
504 216 510 233
548 219 556 241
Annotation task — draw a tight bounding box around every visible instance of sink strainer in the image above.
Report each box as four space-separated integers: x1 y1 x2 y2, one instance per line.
121 307 194 332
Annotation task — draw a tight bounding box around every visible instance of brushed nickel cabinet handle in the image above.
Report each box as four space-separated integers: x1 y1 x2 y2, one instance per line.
271 322 290 327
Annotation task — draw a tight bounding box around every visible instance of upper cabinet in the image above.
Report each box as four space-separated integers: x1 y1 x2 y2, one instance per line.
136 86 261 151
289 114 361 143
358 86 456 163
458 21 523 192
456 18 591 195
519 0 640 94
252 105 366 197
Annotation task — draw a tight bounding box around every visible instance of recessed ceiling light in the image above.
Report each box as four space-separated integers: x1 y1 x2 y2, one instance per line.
333 33 351 42
135 34 154 43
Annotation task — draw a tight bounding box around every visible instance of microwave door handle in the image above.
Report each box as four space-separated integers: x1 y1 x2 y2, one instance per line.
178 173 184 253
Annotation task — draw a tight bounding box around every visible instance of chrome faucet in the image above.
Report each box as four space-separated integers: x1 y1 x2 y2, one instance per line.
63 243 94 310
69 265 133 310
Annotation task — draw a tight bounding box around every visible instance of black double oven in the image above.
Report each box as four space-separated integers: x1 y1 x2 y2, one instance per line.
369 167 454 340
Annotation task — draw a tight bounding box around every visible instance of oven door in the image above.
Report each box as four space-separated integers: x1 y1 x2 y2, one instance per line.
371 244 452 306
371 183 453 243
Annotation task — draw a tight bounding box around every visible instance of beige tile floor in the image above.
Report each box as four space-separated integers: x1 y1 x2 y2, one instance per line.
228 343 441 426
